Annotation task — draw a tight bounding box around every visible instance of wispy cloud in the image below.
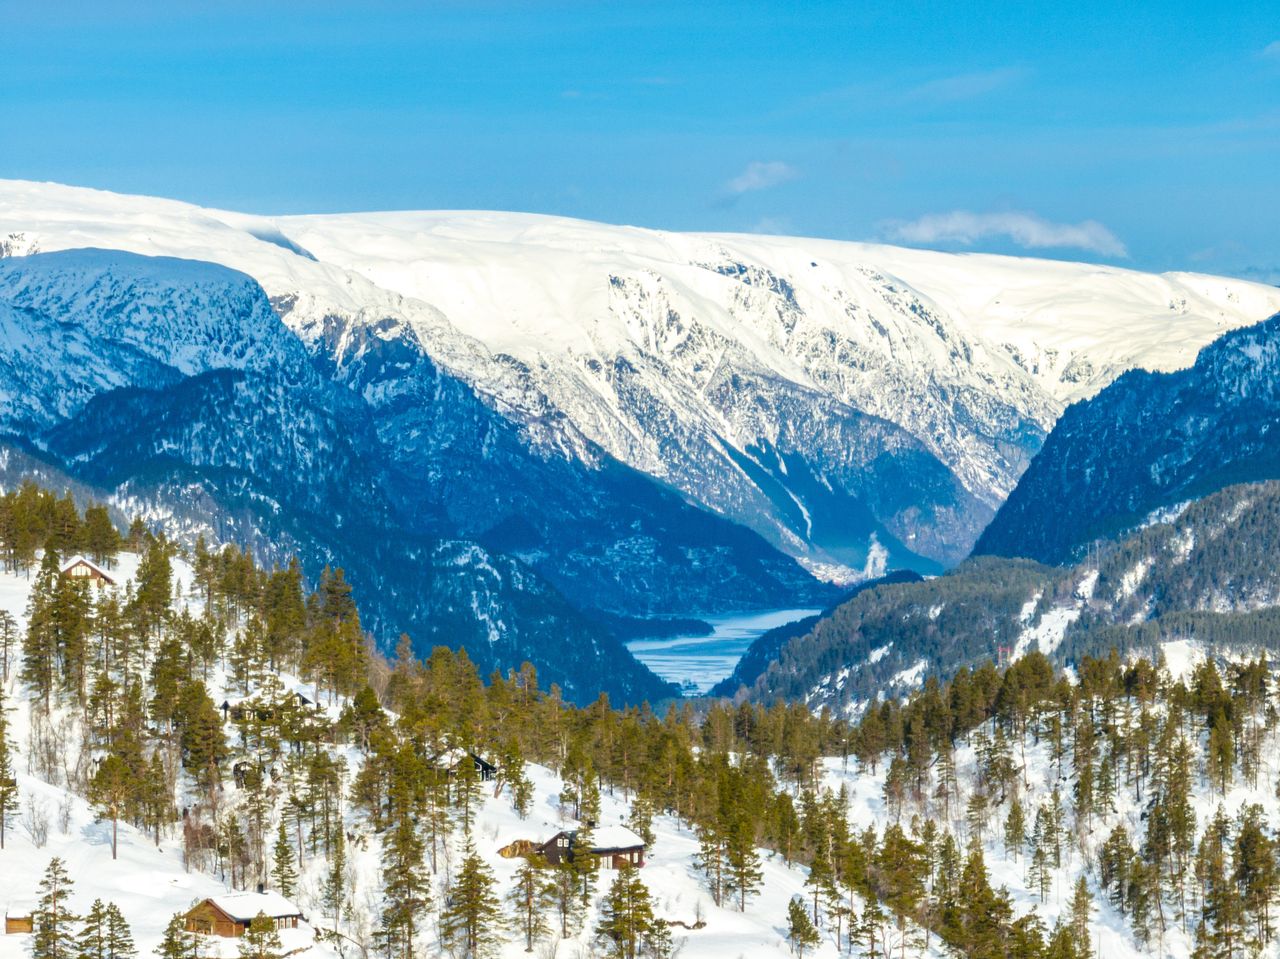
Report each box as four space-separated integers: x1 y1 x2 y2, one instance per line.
1263 40 1280 59
881 210 1128 258
902 66 1027 104
723 160 798 196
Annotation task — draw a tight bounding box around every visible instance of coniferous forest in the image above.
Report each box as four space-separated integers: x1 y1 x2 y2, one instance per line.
3 480 1280 959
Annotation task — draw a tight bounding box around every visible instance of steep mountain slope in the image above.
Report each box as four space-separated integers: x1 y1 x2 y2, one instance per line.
748 481 1280 714
976 312 1280 564
0 249 691 705
4 180 1277 573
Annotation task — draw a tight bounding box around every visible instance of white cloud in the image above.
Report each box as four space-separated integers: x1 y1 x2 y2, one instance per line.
881 210 1128 258
724 161 798 195
1263 40 1280 59
903 67 1027 104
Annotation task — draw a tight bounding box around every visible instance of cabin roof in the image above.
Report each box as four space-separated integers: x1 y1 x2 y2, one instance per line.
60 555 114 582
206 892 301 922
6 900 35 917
589 825 645 850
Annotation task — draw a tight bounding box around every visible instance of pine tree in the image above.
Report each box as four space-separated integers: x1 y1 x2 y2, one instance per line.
507 856 550 953
156 913 194 959
1067 876 1093 959
322 825 347 934
103 903 135 959
787 896 821 958
79 899 111 959
1003 797 1026 861
379 812 431 959
542 861 584 940
271 821 297 898
597 865 666 959
88 753 134 860
238 913 283 959
33 857 79 959
724 810 763 911
0 683 18 848
440 839 504 959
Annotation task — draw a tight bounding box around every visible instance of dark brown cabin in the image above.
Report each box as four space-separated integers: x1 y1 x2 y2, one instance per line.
537 825 646 869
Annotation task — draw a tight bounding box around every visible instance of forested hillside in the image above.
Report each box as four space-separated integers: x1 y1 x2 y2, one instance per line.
746 481 1280 714
976 312 1280 565
8 479 1280 959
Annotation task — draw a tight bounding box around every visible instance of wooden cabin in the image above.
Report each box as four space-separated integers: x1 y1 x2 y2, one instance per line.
183 892 303 938
5 901 34 934
537 824 646 869
59 555 114 587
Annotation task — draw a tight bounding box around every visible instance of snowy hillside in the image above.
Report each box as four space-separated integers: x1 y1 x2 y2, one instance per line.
0 549 883 959
748 481 1280 715
5 180 1277 571
5 537 1277 959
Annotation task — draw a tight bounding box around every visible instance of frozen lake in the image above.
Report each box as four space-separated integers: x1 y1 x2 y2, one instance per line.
626 608 822 695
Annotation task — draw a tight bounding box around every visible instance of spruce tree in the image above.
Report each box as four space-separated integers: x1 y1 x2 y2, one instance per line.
1068 876 1093 959
22 549 62 709
1003 798 1026 861
379 812 431 959
271 821 297 898
322 825 347 934
33 857 79 959
541 862 584 939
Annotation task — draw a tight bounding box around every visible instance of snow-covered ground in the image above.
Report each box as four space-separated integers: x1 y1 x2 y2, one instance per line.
0 558 847 959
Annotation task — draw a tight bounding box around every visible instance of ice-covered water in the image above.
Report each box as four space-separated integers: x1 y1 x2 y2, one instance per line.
627 608 822 695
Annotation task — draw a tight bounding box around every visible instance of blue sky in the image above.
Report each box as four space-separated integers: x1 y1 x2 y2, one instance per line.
1 1 1278 278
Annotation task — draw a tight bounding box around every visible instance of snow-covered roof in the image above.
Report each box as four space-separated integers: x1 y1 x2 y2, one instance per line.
208 891 301 921
60 555 114 582
6 900 35 917
588 825 645 850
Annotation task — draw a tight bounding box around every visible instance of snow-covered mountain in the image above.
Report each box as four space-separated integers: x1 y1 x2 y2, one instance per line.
5 180 1277 573
976 310 1280 564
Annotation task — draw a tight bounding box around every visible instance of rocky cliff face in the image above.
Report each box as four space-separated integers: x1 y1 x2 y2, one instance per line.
6 181 1276 578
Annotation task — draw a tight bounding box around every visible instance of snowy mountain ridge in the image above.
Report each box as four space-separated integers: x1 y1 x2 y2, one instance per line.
5 179 1277 572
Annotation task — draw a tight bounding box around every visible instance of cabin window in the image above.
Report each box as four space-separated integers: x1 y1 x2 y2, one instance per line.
558 837 567 847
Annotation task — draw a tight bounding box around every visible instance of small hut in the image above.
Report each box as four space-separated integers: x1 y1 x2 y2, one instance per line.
5 901 35 934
